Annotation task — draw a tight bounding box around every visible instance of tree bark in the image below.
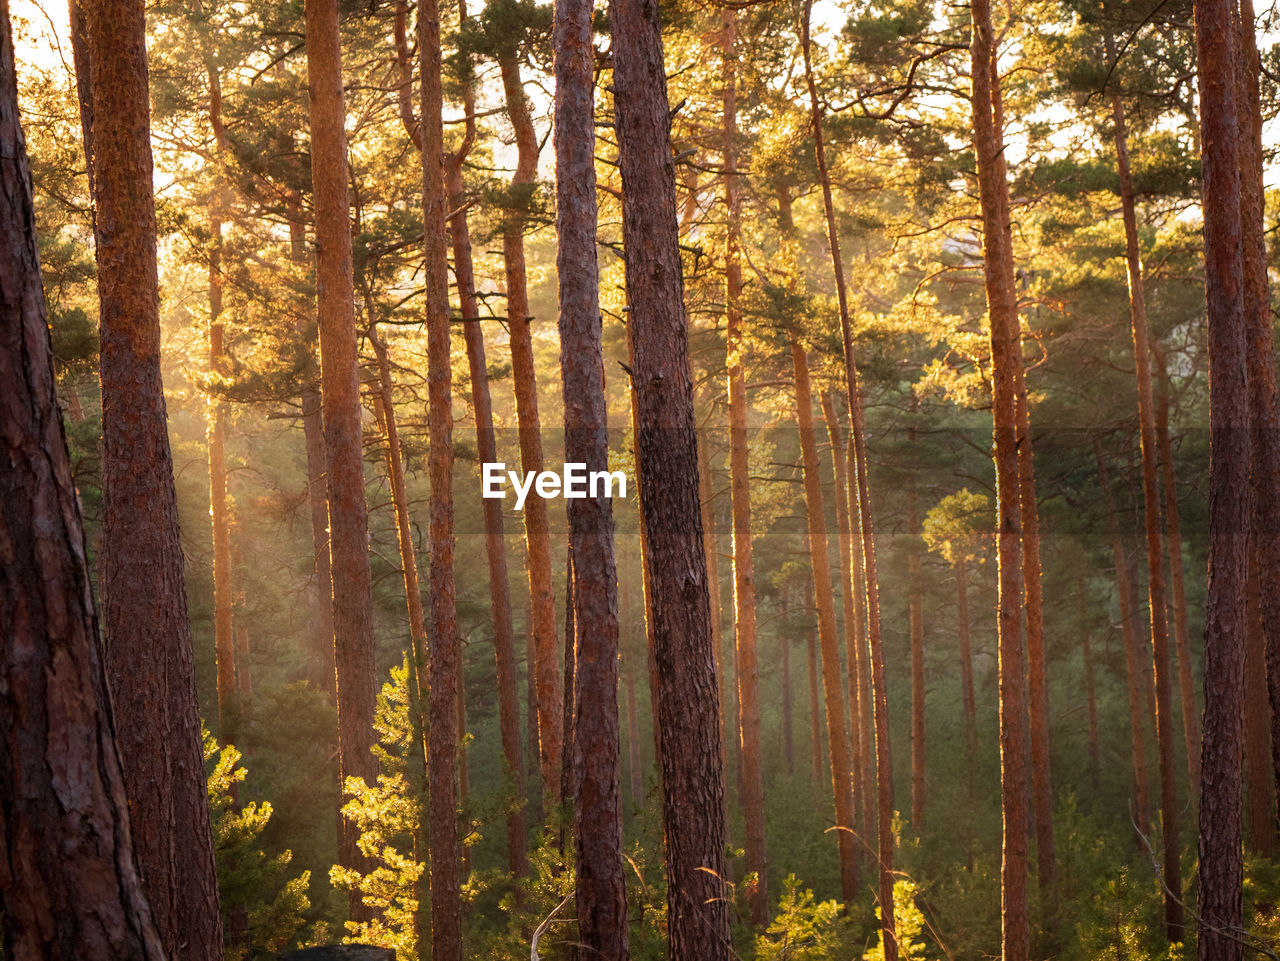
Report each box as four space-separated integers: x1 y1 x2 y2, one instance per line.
806 576 824 782
423 0 531 877
724 13 767 923
847 436 876 854
800 1 894 947
420 0 461 952
1245 550 1275 857
821 391 864 855
968 0 1030 955
82 0 224 954
1236 0 1280 865
1153 347 1200 793
1109 75 1182 938
554 2 629 951
302 0 379 910
610 0 730 951
0 15 166 949
498 51 563 806
1191 0 1249 950
793 341 859 901
1094 439 1152 835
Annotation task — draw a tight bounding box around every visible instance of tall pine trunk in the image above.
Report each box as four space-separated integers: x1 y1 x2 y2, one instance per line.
968 1 1030 955
420 0 462 953
724 11 767 923
793 340 859 900
1108 75 1182 938
554 1 629 947
82 0 224 954
302 0 379 911
1192 0 1250 953
0 19 165 949
800 1 894 947
609 0 730 950
499 52 563 805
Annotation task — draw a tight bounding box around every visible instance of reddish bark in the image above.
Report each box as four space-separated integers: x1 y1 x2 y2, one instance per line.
847 436 876 852
1109 74 1182 937
793 341 858 901
499 51 563 805
1191 0 1250 949
724 16 767 924
0 19 165 949
420 0 461 951
83 0 223 953
801 1 893 945
1153 348 1200 793
968 0 1030 954
554 0 629 950
1245 552 1275 857
1094 440 1153 834
302 0 379 909
610 0 730 950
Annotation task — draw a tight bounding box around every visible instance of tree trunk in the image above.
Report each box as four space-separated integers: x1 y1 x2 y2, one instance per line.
907 456 925 829
968 0 1030 955
1094 439 1153 834
303 0 379 911
82 0 224 954
1192 0 1250 946
806 579 824 782
724 16 767 924
609 0 730 950
1153 347 1200 793
801 1 894 947
499 51 562 807
286 195 337 699
419 0 461 952
793 340 859 901
1245 551 1275 857
554 2 630 950
1109 75 1183 938
205 56 236 745
699 425 732 838
0 20 166 949
1236 0 1280 865
821 391 864 847
1078 576 1101 794
425 0 531 875
847 436 876 854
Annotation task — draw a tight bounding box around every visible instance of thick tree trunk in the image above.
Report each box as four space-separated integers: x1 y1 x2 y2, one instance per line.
609 0 730 951
1109 80 1183 938
793 341 859 901
724 18 767 923
0 19 165 949
1245 552 1275 857
303 0 379 911
1153 348 1200 793
801 1 894 947
1236 0 1280 862
82 1 224 955
968 1 1030 956
1094 440 1153 834
499 52 563 806
554 2 629 951
1191 0 1250 951
420 0 462 953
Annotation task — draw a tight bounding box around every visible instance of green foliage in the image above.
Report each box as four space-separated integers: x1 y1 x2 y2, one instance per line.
865 879 928 961
204 730 311 960
753 875 846 961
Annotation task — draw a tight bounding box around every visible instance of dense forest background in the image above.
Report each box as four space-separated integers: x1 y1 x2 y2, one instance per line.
6 0 1280 957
